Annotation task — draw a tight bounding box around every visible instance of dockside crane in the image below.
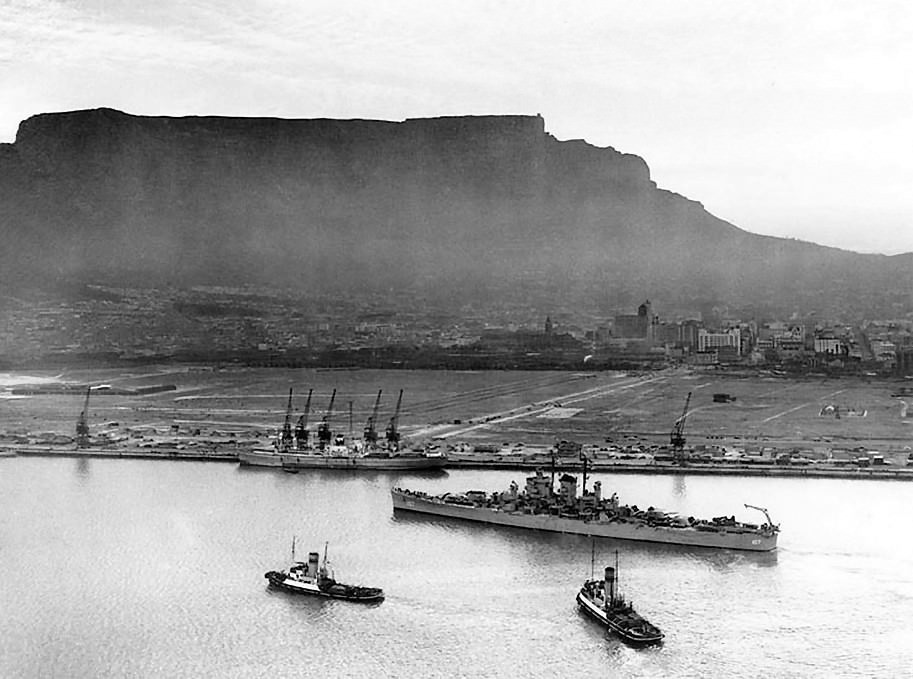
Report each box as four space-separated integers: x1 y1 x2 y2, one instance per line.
385 389 404 450
295 389 313 450
670 391 692 464
317 389 336 449
280 388 295 451
75 386 92 449
363 389 383 447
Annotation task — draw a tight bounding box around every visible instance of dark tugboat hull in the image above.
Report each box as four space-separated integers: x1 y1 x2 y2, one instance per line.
576 590 663 645
265 571 385 603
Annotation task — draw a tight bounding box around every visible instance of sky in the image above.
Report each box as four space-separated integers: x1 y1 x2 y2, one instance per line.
1 0 911 254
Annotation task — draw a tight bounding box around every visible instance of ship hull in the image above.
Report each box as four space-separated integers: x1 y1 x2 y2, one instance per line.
264 572 384 602
240 449 447 471
576 590 663 644
391 490 777 551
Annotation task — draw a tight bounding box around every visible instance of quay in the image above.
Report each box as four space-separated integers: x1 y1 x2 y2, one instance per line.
3 445 238 462
444 456 913 481
4 445 913 480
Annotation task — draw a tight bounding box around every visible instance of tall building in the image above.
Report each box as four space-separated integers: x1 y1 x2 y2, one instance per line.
614 300 653 339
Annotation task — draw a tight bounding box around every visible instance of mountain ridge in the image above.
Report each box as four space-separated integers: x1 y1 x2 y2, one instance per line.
1 108 910 317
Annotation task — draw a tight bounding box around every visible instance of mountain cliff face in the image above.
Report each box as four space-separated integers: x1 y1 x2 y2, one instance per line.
1 108 910 316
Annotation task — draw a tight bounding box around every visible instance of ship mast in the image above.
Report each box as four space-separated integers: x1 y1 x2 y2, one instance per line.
580 451 589 496
614 549 619 606
549 451 556 497
590 539 595 580
280 387 294 451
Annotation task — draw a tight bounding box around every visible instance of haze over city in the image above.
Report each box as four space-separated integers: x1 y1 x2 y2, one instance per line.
1 0 910 254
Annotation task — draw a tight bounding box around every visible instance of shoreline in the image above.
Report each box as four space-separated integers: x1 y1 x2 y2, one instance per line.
4 445 913 480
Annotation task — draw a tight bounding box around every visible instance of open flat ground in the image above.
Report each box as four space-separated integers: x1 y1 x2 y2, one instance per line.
2 366 911 460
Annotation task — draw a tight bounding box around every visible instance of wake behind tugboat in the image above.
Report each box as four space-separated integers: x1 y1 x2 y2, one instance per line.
265 540 384 603
577 551 663 645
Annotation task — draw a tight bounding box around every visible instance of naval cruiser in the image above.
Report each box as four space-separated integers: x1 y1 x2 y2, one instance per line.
392 464 778 551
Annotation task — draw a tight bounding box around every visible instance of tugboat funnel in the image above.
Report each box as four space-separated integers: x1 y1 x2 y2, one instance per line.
604 566 616 605
307 552 320 578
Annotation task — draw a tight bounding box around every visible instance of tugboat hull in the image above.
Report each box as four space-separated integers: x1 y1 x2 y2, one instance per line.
576 590 663 645
265 571 384 603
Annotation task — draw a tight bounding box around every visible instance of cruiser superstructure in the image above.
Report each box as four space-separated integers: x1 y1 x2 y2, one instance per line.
392 467 779 551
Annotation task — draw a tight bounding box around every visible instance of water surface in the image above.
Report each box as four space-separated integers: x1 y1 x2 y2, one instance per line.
1 458 910 678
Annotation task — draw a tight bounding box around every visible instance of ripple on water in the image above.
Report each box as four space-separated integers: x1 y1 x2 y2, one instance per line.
2 458 912 678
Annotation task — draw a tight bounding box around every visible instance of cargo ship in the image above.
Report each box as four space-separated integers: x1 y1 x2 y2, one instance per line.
265 540 384 603
392 467 779 551
241 446 447 470
240 387 446 471
577 552 663 644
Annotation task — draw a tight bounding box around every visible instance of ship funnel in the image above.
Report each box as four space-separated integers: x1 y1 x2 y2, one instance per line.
604 566 616 604
307 552 320 578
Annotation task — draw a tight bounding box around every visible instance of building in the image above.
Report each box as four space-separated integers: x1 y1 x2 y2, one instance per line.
613 300 653 340
897 347 913 377
697 328 741 355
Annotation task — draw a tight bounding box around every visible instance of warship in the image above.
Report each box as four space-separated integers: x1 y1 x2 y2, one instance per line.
239 388 446 471
577 551 663 644
392 460 779 551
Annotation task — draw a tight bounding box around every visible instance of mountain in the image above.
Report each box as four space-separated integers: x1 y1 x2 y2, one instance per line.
1 107 910 317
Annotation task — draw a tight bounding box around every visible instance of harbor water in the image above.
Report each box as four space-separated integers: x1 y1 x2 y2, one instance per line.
1 457 911 678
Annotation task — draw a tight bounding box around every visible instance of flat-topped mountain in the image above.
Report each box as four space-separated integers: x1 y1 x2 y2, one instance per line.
1 108 909 316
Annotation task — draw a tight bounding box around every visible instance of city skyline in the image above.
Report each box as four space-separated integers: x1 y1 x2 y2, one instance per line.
1 0 910 254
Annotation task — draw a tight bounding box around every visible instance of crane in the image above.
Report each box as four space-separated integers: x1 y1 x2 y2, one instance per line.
317 389 336 449
670 391 692 464
294 389 313 450
385 389 404 450
363 389 383 446
75 386 92 448
279 388 295 451
744 503 777 528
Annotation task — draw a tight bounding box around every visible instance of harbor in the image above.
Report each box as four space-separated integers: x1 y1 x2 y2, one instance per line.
5 443 913 481
2 364 912 675
3 366 913 480
1 457 911 677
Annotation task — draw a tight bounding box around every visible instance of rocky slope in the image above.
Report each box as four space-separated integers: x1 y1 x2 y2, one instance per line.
1 108 909 316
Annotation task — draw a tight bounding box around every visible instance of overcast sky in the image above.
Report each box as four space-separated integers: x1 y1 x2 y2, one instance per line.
1 0 910 254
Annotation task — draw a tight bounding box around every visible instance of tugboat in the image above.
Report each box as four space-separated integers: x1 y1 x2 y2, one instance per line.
576 550 663 645
265 540 384 603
